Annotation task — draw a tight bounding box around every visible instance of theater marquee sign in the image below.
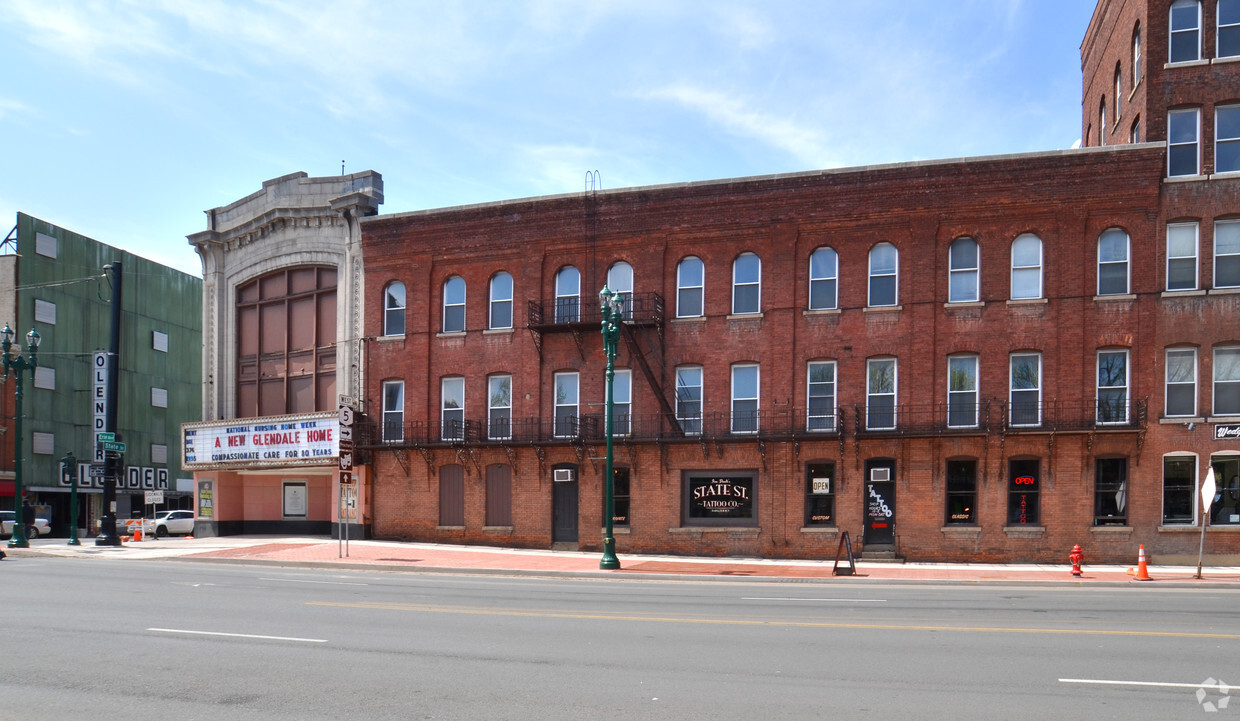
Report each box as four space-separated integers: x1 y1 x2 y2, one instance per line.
182 412 340 469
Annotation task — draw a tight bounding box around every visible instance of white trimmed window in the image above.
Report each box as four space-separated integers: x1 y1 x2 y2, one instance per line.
382 380 404 441
731 364 759 433
807 360 837 432
612 369 632 436
1168 108 1200 177
1098 228 1131 295
1222 0 1240 57
489 272 513 330
1099 98 1107 145
948 237 979 303
442 276 466 333
947 355 979 428
1216 219 1240 288
488 374 512 440
732 252 761 315
675 366 703 435
554 371 579 437
1169 0 1201 62
606 262 633 319
1011 234 1043 300
1097 350 1130 424
866 358 897 430
808 247 838 310
1166 222 1199 291
383 281 406 336
151 387 168 408
1165 348 1198 417
1217 105 1240 174
554 266 580 323
1132 22 1142 84
868 243 898 307
676 256 704 318
441 377 465 440
1216 346 1240 416
1114 65 1122 121
33 366 55 390
1010 353 1042 427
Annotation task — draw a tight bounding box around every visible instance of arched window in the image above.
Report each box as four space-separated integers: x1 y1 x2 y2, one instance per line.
442 275 466 333
1098 228 1131 295
808 247 838 310
1170 0 1201 63
1114 64 1122 122
948 237 979 303
1010 234 1043 300
606 261 633 318
1099 97 1107 146
383 281 405 336
676 256 704 318
489 271 513 329
1132 22 1142 85
868 243 898 307
554 266 580 323
732 252 761 314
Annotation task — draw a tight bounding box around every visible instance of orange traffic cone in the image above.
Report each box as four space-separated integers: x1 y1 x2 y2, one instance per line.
133 527 142 542
1132 544 1151 581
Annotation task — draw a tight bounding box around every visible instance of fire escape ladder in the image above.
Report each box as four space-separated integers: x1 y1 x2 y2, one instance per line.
619 322 683 437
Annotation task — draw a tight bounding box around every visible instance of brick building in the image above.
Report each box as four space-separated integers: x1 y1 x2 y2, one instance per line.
354 0 1239 564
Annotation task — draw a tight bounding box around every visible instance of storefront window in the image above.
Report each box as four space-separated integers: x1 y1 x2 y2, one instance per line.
609 467 630 527
946 459 976 524
1162 456 1196 524
1209 457 1240 526
684 471 757 527
804 462 835 526
1094 458 1128 526
1007 459 1039 525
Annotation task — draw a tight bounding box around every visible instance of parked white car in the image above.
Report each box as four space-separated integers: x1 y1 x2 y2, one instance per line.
153 510 195 537
0 510 53 539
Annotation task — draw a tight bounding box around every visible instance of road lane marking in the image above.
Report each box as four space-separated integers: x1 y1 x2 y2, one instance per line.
260 577 369 586
307 601 1240 639
1060 679 1237 690
148 628 327 643
742 597 887 602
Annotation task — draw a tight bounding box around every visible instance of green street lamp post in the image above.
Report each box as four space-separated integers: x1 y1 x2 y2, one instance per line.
2 324 40 549
598 286 622 570
61 451 79 545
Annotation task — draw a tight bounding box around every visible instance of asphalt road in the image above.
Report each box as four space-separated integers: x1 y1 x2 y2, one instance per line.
1 557 1236 720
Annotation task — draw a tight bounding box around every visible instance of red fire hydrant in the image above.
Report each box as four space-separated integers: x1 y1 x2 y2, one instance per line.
1070 544 1084 577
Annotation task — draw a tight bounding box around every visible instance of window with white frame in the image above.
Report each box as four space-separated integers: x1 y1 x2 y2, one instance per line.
1132 22 1142 84
441 377 465 440
554 372 579 437
555 266 580 323
1097 350 1130 424
607 261 633 319
442 276 466 333
948 355 979 428
153 330 169 352
1222 0 1240 57
1166 222 1199 291
1131 117 1141 143
1098 228 1131 295
808 247 838 310
1168 108 1200 176
677 256 704 318
732 252 761 314
868 243 898 307
948 237 979 303
1094 457 1129 526
1217 105 1240 174
612 369 632 436
33 299 55 325
731 364 759 433
1165 348 1198 417
488 374 511 440
675 366 703 435
1009 353 1042 427
33 366 54 390
867 358 897 430
1011 234 1043 300
1170 0 1201 62
489 272 513 330
807 361 836 431
384 281 406 336
1099 98 1107 145
1216 346 1240 415
1216 219 1240 288
151 387 168 408
1114 65 1122 121
382 380 404 441
1163 455 1197 524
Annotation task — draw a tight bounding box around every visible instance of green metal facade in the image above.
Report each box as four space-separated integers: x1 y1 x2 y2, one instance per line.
12 212 201 491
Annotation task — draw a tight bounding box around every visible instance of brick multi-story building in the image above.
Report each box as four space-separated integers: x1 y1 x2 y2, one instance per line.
353 0 1239 564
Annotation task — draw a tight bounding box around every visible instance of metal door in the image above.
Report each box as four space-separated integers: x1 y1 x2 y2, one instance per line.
864 462 895 545
552 474 579 543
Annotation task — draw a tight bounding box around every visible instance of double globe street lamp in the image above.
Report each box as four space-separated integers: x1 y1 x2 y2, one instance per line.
2 324 40 549
598 286 623 570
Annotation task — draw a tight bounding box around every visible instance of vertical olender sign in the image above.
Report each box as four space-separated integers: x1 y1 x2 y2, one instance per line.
93 351 109 466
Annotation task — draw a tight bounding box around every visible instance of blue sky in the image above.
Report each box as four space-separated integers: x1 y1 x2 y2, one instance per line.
1 1 1098 277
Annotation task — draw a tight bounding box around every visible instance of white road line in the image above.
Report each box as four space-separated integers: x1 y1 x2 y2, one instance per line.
148 628 327 643
260 577 369 586
1060 679 1236 690
741 597 887 602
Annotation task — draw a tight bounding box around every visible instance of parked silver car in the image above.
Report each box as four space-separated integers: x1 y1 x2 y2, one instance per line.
0 510 53 538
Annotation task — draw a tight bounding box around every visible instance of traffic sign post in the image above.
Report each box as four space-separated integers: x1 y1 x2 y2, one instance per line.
102 441 126 453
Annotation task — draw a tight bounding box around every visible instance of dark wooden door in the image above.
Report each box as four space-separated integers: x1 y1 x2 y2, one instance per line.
552 480 578 543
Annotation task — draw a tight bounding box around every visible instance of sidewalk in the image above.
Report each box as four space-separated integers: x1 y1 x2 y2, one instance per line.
6 535 1240 587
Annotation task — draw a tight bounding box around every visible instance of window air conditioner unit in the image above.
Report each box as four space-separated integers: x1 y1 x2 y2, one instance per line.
553 468 575 483
870 467 891 482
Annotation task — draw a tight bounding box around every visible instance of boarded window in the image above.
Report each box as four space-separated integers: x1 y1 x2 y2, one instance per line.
439 465 465 526
485 464 513 526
